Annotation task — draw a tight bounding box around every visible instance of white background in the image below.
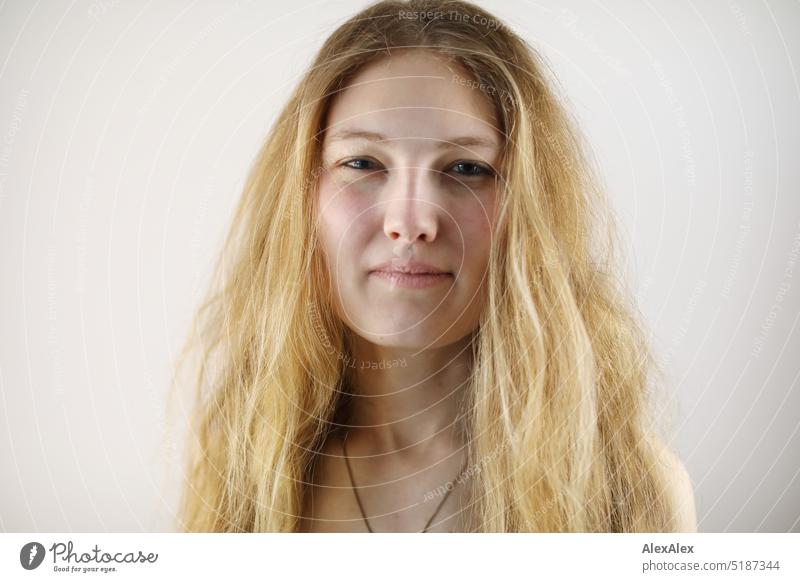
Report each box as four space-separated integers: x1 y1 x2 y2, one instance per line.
0 0 798 532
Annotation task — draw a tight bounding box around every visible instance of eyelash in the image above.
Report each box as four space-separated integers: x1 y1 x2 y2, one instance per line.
341 158 494 177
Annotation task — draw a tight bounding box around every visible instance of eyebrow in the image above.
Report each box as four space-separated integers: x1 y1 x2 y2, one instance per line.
326 129 500 150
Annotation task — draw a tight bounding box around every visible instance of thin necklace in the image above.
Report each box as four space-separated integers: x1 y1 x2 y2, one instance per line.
341 430 466 533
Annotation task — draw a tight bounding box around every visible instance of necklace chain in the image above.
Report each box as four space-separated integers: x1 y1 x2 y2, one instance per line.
341 431 466 533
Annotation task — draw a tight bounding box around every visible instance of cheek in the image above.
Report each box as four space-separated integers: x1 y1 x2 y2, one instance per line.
316 178 376 272
318 178 370 249
452 195 496 270
457 203 494 236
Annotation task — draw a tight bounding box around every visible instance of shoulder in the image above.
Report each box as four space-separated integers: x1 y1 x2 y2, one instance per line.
654 441 698 532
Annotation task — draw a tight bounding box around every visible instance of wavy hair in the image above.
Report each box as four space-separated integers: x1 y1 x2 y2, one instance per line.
172 0 680 532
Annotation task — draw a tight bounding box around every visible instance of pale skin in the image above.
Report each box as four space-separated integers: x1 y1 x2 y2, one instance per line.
659 444 699 532
301 49 498 532
299 49 697 533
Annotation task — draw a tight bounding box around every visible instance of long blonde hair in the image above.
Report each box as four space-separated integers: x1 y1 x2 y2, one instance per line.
173 0 680 532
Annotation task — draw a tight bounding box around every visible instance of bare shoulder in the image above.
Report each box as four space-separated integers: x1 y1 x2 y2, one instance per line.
654 441 698 532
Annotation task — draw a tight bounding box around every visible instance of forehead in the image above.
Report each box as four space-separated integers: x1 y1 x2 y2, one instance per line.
323 50 500 144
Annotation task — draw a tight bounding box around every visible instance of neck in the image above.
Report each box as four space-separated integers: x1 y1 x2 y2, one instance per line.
340 333 474 457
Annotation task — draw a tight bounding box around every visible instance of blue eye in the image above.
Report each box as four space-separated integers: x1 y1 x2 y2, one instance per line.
451 161 493 177
341 158 493 177
343 158 379 171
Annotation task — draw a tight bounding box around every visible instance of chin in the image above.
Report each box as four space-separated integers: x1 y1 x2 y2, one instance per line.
357 324 469 351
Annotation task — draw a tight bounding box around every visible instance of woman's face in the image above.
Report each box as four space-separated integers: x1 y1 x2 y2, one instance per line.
316 50 501 350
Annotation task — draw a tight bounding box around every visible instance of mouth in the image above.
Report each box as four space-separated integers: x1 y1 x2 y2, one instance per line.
368 270 453 289
368 260 453 289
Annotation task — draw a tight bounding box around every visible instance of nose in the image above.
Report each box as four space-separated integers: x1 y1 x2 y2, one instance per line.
382 170 439 244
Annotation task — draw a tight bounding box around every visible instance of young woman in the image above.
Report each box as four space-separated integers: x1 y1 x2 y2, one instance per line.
175 0 697 533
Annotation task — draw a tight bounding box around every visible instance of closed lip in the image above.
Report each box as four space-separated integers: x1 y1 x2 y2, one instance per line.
369 259 451 275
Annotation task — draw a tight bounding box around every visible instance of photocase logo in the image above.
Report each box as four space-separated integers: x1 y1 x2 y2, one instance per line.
19 542 46 570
